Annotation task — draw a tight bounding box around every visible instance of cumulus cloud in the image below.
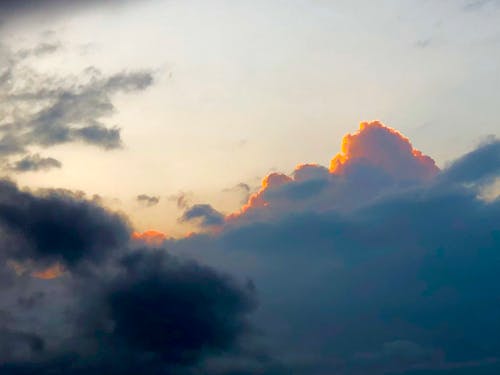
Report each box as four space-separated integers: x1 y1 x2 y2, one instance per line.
161 123 500 374
136 194 160 207
228 121 440 222
329 121 439 180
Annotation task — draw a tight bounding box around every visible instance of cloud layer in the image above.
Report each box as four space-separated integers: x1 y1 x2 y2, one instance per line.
0 121 499 374
165 123 500 374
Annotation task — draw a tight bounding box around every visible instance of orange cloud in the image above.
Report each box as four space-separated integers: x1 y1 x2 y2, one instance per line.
132 230 167 246
227 172 292 220
228 121 439 221
330 121 439 180
32 263 65 280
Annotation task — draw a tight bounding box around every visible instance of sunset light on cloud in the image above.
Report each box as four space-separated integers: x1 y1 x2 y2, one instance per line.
0 1 499 374
228 121 440 222
132 230 168 246
31 263 65 280
329 121 439 179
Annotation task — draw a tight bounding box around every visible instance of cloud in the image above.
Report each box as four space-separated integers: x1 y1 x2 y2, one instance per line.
15 42 62 59
168 191 191 209
0 180 273 375
160 124 500 374
180 204 225 229
228 122 439 223
464 0 500 11
0 0 139 21
440 137 500 185
99 251 257 365
136 194 160 207
9 154 62 173
31 263 65 280
0 43 154 172
0 180 131 267
329 121 438 181
131 230 166 245
1 121 499 374
0 251 261 375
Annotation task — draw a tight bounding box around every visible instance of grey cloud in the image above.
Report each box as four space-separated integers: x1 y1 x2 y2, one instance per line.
136 194 160 207
180 204 225 228
73 125 122 149
0 43 154 172
440 138 500 185
415 38 432 48
0 180 273 375
168 191 191 209
464 0 500 11
163 140 500 375
10 154 62 173
15 42 62 59
0 0 139 20
0 180 131 267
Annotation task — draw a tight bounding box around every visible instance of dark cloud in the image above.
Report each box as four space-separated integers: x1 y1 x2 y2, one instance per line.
164 135 500 374
100 251 257 366
9 154 62 173
0 251 261 374
440 138 500 185
180 204 225 228
0 180 131 267
136 194 160 207
0 180 272 375
0 0 139 20
0 43 154 172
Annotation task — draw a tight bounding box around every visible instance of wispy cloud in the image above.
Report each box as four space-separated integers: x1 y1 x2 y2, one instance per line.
0 43 154 173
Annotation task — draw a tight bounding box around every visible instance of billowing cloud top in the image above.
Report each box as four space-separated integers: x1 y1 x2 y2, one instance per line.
229 121 440 222
329 121 439 180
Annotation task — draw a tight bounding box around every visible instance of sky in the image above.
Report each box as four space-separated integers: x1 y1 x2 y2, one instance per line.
0 1 499 374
